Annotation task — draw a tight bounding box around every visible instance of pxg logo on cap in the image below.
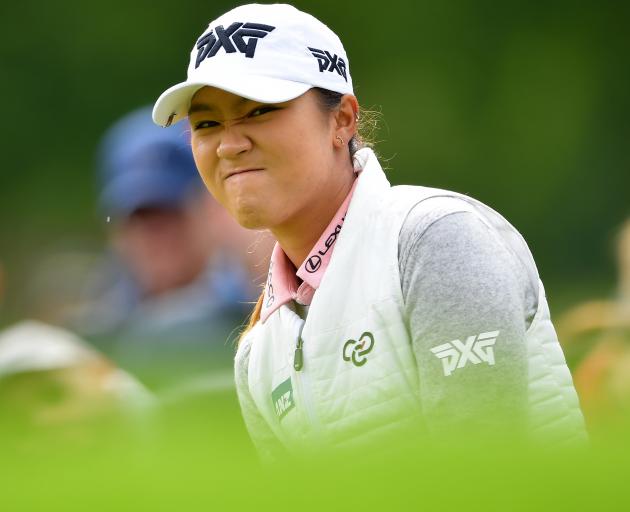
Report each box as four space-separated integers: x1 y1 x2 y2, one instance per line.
308 47 347 82
195 22 276 67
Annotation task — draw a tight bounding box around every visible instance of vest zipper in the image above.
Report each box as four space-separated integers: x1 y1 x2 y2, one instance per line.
292 321 321 438
293 336 304 371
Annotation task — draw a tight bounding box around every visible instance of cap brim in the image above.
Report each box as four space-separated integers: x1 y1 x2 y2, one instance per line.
152 76 312 127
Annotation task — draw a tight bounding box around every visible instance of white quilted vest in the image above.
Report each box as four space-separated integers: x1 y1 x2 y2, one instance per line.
241 149 585 454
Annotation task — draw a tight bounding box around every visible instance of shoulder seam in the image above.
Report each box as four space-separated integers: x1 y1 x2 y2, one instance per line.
399 209 480 273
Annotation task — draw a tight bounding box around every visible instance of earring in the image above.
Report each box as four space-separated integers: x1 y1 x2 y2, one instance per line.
335 135 345 146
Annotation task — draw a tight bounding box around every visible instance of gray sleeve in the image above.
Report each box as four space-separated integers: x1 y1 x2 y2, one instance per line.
234 336 288 464
399 204 538 437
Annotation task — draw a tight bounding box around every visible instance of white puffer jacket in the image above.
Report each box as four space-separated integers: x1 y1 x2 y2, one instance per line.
236 149 586 456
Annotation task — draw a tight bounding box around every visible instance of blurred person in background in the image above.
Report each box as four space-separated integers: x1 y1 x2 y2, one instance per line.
557 218 630 434
0 259 154 440
0 321 154 433
72 106 270 397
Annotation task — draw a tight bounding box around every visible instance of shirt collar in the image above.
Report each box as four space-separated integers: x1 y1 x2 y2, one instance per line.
260 170 361 323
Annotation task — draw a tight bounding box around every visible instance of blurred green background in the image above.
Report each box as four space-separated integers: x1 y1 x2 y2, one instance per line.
1 2 630 508
1 0 629 321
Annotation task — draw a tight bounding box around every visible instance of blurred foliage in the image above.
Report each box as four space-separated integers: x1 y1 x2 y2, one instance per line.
2 391 630 510
1 0 629 321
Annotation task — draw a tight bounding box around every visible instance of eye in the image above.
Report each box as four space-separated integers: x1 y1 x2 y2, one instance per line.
248 106 279 118
193 120 220 130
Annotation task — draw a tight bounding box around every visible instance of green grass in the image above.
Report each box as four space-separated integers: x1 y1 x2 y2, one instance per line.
2 391 629 511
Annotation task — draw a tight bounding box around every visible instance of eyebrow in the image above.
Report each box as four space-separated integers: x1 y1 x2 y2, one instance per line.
188 96 254 115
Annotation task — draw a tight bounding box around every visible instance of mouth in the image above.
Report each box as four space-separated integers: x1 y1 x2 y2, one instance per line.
224 168 264 180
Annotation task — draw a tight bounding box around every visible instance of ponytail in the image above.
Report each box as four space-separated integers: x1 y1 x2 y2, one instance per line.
237 289 265 346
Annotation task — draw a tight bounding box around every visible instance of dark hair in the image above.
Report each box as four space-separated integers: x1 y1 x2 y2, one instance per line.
311 87 377 158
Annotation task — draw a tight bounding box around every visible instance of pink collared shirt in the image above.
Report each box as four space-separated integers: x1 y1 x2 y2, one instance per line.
260 178 359 323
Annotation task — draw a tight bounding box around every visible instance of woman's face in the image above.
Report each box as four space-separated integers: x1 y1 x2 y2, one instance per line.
188 87 340 231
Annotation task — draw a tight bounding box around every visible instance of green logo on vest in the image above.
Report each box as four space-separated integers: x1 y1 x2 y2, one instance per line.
271 377 295 420
343 331 375 367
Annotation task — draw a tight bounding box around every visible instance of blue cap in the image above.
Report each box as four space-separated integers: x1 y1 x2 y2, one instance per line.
98 106 204 218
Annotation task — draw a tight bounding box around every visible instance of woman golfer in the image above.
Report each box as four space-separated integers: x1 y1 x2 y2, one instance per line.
152 3 585 459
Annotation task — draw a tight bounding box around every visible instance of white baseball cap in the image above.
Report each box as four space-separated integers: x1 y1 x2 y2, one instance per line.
152 3 354 127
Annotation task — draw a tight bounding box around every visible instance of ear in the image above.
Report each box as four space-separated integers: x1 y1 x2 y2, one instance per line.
334 94 359 145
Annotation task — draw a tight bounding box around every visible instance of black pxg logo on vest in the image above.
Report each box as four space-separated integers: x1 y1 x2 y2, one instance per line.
195 22 276 67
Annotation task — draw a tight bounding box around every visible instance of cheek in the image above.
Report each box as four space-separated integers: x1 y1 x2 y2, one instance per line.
283 132 333 190
191 137 218 194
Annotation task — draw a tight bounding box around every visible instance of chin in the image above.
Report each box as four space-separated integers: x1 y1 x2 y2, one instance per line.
237 217 266 230
232 204 267 230
229 195 286 231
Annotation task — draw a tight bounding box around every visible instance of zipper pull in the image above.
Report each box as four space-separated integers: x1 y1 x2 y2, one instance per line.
293 336 304 371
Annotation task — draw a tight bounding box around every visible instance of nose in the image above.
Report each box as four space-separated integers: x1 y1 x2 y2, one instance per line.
216 123 252 159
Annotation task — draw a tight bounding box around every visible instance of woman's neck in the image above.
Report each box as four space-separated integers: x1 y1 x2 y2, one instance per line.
272 168 355 270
